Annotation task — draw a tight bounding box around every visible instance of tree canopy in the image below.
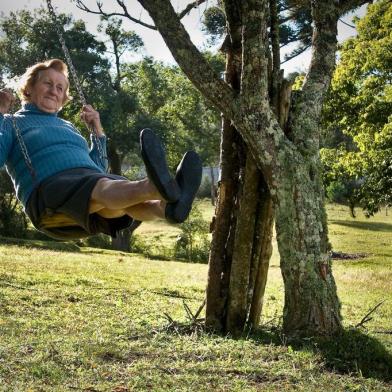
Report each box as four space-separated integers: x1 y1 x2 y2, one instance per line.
321 0 392 215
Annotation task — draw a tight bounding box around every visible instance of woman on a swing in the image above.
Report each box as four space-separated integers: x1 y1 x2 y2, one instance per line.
0 59 202 240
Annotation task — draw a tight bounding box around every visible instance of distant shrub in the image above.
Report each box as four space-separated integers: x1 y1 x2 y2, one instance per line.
326 179 361 217
174 203 210 263
123 165 145 181
130 233 173 260
0 170 28 238
84 233 112 250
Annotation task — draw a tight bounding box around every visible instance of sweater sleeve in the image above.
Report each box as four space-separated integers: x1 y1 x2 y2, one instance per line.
0 114 13 168
89 134 109 173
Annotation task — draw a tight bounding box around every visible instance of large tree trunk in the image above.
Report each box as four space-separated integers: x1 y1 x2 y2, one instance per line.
274 159 341 335
272 1 342 335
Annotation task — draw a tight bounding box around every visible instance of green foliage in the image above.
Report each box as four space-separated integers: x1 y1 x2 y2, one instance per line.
123 58 221 168
200 1 313 62
98 17 144 61
174 203 210 263
0 170 28 238
291 73 305 91
0 8 109 87
201 6 226 45
280 1 313 62
320 148 362 216
321 0 392 215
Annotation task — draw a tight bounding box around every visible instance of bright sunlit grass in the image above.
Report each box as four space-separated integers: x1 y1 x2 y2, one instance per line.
0 202 391 391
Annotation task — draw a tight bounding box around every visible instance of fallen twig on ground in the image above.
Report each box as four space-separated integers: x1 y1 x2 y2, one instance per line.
355 300 386 329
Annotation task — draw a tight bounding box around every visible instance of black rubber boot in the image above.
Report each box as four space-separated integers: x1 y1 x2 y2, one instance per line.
140 128 180 203
165 151 202 223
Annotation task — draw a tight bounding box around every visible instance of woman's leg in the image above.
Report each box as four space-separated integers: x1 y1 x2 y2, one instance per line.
126 200 166 221
89 177 162 214
91 201 165 222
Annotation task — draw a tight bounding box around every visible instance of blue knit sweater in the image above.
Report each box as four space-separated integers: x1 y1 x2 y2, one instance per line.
0 103 108 206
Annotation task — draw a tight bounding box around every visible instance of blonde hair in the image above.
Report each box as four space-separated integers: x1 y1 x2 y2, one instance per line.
19 59 71 106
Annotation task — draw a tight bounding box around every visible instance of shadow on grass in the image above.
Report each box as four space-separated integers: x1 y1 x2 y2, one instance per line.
248 327 392 383
0 235 135 256
161 322 392 383
315 328 392 382
0 235 81 252
330 220 392 232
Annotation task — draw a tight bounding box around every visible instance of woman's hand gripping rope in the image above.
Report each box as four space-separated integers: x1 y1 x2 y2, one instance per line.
80 104 105 137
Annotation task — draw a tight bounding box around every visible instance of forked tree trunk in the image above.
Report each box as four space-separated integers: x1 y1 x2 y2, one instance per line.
205 30 275 336
205 116 240 331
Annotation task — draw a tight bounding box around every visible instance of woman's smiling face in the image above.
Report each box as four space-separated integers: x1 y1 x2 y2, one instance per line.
28 68 68 113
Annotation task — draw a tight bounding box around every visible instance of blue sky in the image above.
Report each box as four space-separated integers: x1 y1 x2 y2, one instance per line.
1 0 367 75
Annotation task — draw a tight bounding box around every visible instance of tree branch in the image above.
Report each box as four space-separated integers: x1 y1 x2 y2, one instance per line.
303 1 339 95
137 0 236 117
270 0 281 112
338 0 371 16
73 0 157 30
178 0 208 19
287 0 340 154
339 18 356 29
355 300 386 329
281 44 310 64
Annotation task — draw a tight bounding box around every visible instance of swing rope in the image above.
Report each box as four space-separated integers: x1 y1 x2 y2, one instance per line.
45 0 105 161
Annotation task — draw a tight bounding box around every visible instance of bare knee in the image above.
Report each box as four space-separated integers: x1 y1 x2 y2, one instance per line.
90 178 118 210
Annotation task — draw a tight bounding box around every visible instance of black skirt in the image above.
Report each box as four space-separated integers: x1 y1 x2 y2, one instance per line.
26 168 133 240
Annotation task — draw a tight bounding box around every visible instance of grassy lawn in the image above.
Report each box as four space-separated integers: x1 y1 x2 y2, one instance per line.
0 202 391 391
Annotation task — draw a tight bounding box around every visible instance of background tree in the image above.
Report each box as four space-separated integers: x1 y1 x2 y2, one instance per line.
96 17 144 175
321 0 392 216
123 57 221 196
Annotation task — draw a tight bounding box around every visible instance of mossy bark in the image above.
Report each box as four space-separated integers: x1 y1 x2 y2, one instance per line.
273 158 341 335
